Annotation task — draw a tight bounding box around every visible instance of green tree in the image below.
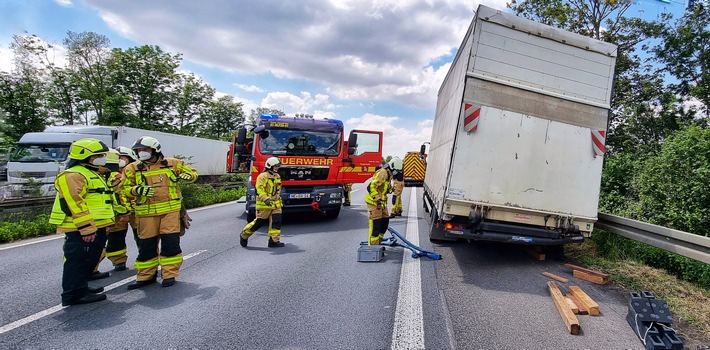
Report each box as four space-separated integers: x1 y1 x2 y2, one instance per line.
63 31 112 124
630 125 710 236
173 73 215 135
197 95 245 139
0 73 48 140
653 5 710 118
248 107 284 125
107 45 182 130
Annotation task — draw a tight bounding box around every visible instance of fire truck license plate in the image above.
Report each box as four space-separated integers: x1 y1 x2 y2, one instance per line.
289 194 311 199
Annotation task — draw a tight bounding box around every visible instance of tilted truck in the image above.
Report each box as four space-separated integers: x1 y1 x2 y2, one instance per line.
7 125 231 196
423 5 617 245
230 114 383 221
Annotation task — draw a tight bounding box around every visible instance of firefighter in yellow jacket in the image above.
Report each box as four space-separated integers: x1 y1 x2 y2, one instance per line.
122 136 198 289
239 157 285 248
389 158 404 217
49 138 114 306
93 147 137 273
364 163 393 245
343 183 352 206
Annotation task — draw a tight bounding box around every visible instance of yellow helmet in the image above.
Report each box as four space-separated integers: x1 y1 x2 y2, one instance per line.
106 148 120 165
68 138 109 160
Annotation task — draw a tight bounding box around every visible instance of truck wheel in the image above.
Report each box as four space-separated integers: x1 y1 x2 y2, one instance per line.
325 207 341 220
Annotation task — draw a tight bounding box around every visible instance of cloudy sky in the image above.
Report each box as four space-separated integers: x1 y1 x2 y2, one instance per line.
0 0 684 158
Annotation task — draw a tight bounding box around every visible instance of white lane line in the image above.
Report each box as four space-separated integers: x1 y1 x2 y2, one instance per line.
0 201 236 251
0 249 207 335
391 188 425 349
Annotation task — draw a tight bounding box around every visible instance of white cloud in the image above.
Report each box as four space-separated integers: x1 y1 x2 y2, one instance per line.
261 91 337 116
235 84 264 93
345 113 432 158
54 0 73 7
84 0 509 109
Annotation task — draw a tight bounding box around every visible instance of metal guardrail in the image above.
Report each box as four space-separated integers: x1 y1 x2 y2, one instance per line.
596 212 710 264
0 182 246 211
0 196 55 214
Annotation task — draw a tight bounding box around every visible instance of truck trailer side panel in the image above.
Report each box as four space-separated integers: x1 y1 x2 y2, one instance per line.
116 127 230 177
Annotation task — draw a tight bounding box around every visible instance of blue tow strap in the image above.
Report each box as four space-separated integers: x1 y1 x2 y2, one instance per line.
360 227 442 260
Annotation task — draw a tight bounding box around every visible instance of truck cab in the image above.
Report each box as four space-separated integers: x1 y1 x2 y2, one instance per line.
232 114 382 221
6 126 116 197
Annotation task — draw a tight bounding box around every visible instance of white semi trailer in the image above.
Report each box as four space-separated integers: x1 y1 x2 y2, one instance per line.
423 5 618 245
6 125 230 196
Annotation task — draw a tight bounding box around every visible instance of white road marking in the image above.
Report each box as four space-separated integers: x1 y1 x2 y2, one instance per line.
391 188 425 349
0 250 207 335
0 201 235 251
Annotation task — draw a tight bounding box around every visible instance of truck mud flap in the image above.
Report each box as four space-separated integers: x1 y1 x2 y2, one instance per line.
447 231 584 245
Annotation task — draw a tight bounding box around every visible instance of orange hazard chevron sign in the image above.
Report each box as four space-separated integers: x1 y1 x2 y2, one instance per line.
403 152 426 186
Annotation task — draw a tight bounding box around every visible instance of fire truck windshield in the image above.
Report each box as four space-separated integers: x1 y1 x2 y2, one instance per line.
259 129 341 156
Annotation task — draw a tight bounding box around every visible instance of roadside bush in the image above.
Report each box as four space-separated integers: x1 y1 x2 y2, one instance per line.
180 182 245 209
0 183 246 243
0 213 54 243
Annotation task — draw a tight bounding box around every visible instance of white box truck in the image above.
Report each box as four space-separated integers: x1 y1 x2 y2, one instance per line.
422 5 617 245
6 125 231 196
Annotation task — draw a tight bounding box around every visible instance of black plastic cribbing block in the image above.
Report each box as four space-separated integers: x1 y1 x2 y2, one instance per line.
629 294 657 322
659 324 684 349
641 290 655 299
649 299 673 325
644 333 667 350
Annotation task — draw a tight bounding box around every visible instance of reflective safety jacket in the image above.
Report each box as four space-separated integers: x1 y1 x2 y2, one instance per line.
255 170 282 210
49 165 116 235
123 157 198 217
365 168 391 206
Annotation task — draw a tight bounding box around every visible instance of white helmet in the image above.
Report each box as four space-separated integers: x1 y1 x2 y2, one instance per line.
117 146 138 161
265 156 281 170
132 136 162 153
390 157 403 171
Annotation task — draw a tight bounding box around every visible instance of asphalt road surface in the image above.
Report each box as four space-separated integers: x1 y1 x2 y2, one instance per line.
0 185 647 349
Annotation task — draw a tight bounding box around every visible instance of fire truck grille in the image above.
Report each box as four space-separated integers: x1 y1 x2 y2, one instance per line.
279 166 329 181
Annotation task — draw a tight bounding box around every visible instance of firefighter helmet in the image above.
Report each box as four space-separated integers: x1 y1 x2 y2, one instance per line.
68 138 109 161
131 136 162 153
265 157 282 170
390 157 403 171
117 146 138 161
106 148 120 164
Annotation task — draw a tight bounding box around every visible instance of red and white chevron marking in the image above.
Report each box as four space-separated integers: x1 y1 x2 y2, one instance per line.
591 129 606 156
463 103 480 133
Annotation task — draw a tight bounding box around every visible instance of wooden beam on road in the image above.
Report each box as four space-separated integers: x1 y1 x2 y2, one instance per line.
547 281 580 335
568 286 600 316
542 271 570 283
564 264 609 285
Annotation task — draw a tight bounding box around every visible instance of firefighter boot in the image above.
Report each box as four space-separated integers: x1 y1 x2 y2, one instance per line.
240 235 249 247
268 237 285 248
88 286 104 293
113 263 127 271
162 278 176 287
62 292 107 306
126 275 157 290
87 271 110 281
